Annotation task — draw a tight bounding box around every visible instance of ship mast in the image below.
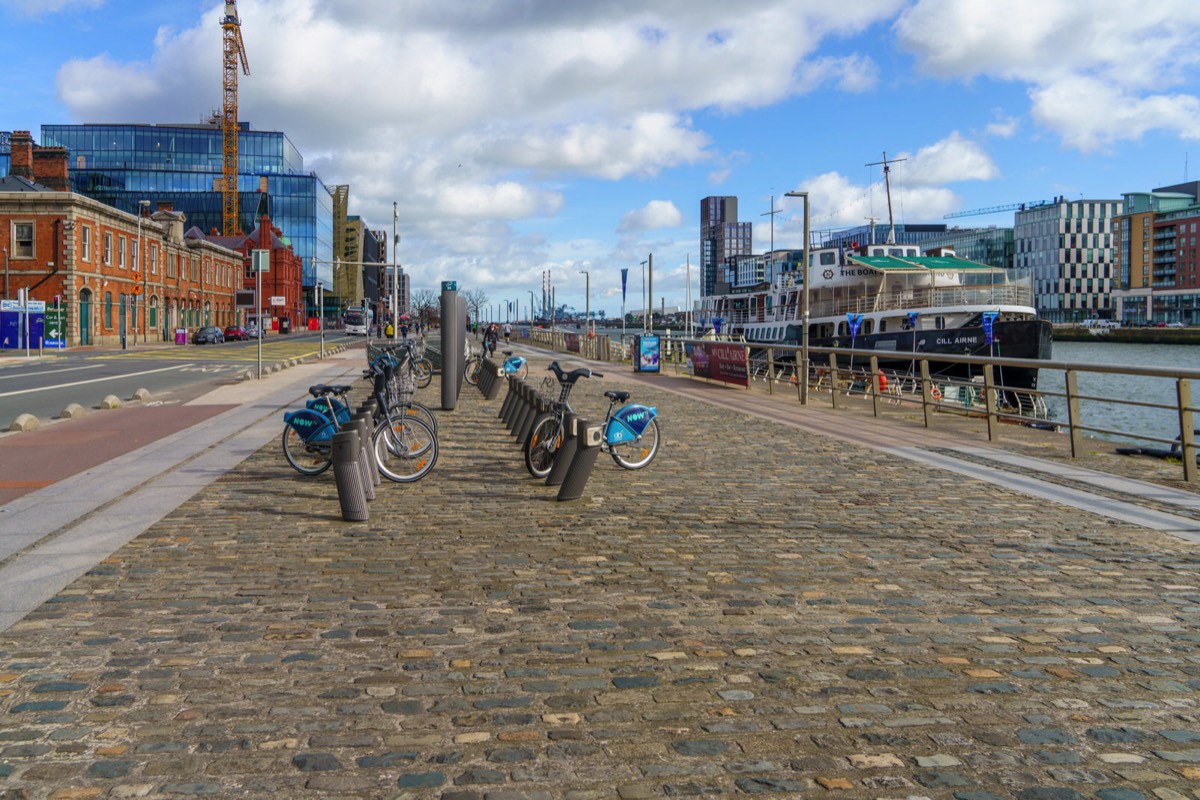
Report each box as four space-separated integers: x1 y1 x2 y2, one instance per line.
866 151 906 245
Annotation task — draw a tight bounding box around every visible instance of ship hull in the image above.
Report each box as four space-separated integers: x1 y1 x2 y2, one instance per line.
791 319 1053 391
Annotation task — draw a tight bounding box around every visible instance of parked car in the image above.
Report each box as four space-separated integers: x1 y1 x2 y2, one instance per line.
223 325 249 341
192 326 225 345
1166 321 1187 328
245 324 260 338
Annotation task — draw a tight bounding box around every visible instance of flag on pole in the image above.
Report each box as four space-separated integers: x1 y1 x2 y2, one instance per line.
621 268 628 303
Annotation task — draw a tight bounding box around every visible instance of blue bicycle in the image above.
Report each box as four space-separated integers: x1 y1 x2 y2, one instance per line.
281 383 353 475
524 361 661 477
465 348 527 385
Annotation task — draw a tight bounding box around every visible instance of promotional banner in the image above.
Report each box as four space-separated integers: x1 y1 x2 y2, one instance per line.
564 332 581 353
847 312 863 337
689 341 748 387
634 334 660 372
621 268 628 303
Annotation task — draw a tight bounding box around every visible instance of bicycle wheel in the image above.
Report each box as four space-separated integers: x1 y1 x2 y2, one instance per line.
524 413 563 478
402 401 438 435
415 358 433 389
373 416 438 482
609 418 661 470
513 361 528 381
282 424 333 476
464 358 481 386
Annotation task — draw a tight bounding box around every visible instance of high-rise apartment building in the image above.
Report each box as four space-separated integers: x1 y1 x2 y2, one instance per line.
39 122 334 310
1014 197 1122 323
700 196 752 297
1113 182 1200 324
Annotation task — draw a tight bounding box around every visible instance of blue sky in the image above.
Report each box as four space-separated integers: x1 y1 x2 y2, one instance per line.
5 0 1200 317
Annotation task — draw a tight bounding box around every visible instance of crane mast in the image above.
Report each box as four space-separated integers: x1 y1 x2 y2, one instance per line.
221 1 250 236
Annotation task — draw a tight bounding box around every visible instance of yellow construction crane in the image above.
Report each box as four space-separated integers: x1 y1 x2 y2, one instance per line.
221 1 250 236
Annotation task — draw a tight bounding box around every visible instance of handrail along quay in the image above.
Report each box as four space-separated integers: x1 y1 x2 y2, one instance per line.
664 337 1200 483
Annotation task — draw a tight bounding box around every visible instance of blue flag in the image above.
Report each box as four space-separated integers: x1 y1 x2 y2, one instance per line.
621 268 628 303
906 311 918 329
982 311 998 345
847 313 863 337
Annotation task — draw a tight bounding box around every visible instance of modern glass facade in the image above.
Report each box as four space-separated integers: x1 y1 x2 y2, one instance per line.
41 123 332 290
0 131 10 177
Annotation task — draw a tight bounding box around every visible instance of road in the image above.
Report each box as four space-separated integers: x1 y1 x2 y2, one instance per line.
0 330 359 429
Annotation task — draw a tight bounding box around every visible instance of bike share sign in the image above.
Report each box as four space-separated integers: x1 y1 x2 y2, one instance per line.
1 297 48 349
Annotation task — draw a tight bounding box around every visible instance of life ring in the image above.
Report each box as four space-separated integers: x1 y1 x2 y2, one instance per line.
876 371 888 392
930 386 943 400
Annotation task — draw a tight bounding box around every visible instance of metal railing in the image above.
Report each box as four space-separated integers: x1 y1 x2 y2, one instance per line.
665 338 1200 483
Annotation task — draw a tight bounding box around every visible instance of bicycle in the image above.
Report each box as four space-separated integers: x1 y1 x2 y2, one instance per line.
406 339 434 389
522 361 662 477
367 355 439 483
465 348 528 386
281 383 354 475
369 348 438 435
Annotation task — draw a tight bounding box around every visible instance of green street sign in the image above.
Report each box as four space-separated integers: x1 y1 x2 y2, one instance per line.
441 281 457 291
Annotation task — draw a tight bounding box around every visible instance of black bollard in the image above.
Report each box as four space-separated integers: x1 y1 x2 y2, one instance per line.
499 377 517 421
512 385 536 440
350 414 380 491
545 412 578 487
484 362 504 401
332 431 369 521
507 382 529 433
557 419 603 501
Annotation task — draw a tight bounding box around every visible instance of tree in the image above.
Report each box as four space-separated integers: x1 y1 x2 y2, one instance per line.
410 289 440 327
463 289 489 327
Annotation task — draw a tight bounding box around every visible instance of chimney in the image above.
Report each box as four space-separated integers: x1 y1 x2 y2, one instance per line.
32 146 70 192
156 201 174 212
9 130 33 181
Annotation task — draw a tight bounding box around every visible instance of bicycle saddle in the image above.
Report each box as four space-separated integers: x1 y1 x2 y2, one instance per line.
308 384 349 397
604 390 630 403
502 350 514 357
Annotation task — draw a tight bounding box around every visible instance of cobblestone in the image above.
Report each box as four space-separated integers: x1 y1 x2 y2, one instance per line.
3 353 1200 797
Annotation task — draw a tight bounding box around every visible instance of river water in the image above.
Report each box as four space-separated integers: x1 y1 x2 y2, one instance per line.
1029 341 1199 446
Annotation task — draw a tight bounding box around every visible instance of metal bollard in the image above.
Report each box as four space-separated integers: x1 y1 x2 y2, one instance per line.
332 431 369 521
557 419 604 501
351 413 381 489
545 412 578 487
507 382 530 433
484 363 504 401
513 386 538 441
349 417 376 500
499 377 518 421
516 394 548 445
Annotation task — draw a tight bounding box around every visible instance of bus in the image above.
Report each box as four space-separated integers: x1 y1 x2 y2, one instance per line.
343 307 371 335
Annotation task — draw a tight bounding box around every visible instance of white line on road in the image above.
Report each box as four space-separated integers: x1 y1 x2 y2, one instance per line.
0 364 104 381
0 363 195 398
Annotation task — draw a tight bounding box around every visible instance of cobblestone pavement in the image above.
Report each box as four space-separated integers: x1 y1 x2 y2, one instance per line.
4 353 1200 799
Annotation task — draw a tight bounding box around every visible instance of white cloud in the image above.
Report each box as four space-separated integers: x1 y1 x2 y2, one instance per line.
895 0 1200 152
985 116 1019 139
618 200 684 232
899 133 999 185
1 0 101 16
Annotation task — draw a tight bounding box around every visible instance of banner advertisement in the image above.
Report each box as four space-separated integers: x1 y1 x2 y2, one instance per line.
689 341 748 387
564 332 580 353
633 334 660 373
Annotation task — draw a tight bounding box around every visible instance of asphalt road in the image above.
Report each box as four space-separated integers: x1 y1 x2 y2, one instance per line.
0 331 358 430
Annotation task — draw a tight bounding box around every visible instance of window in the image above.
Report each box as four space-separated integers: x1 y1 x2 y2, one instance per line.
131 239 138 273
81 226 91 261
13 223 34 258
105 291 113 328
150 244 158 275
167 251 176 279
118 237 126 269
103 232 113 265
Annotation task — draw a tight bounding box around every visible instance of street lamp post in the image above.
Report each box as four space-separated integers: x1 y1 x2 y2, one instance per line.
3 247 9 300
392 202 399 340
136 199 150 343
640 259 648 333
785 190 810 404
579 269 590 341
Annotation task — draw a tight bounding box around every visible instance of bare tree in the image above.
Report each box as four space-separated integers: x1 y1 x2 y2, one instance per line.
410 289 440 327
462 289 489 330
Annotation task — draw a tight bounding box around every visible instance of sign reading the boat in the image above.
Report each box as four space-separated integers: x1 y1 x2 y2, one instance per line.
689 342 748 387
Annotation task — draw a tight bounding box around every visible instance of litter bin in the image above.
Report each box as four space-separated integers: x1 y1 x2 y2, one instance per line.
280 318 291 335
175 328 187 345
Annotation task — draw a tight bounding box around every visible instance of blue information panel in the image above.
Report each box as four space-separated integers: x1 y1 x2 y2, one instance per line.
633 334 660 373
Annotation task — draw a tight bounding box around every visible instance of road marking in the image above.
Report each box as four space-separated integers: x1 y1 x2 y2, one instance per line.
0 363 194 398
0 364 104 381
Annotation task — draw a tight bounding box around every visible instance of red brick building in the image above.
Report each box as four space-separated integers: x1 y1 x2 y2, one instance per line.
192 214 304 332
1 131 243 346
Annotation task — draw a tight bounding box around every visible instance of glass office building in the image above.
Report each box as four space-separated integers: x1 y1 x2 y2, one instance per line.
40 123 333 291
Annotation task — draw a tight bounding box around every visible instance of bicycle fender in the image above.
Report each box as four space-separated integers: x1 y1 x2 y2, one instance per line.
607 404 657 444
284 409 330 442
503 356 526 373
